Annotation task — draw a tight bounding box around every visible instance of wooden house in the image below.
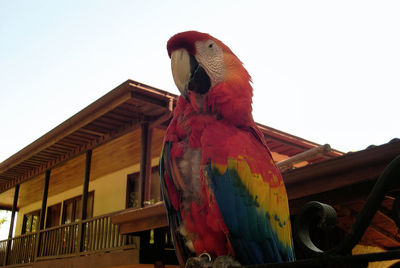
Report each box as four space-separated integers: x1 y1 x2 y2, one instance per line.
2 79 398 268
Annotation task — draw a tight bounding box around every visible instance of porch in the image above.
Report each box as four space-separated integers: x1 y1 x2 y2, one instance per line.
0 211 138 267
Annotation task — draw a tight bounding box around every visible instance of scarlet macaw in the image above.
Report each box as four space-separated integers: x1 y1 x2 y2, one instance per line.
160 31 294 267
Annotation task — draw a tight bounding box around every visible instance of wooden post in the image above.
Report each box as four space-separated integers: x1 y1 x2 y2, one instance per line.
81 150 92 221
34 169 50 260
39 170 51 230
139 122 153 207
8 184 19 238
4 184 19 266
78 149 92 253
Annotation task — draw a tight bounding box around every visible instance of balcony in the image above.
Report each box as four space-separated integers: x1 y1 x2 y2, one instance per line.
0 211 137 266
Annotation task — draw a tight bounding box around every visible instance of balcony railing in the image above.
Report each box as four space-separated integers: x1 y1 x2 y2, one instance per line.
38 221 78 257
82 213 129 252
0 211 137 266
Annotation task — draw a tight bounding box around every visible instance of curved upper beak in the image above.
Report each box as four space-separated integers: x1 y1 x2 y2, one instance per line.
170 49 211 99
171 49 191 98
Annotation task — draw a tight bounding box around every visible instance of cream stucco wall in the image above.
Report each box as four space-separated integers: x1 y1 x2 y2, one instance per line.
15 157 160 236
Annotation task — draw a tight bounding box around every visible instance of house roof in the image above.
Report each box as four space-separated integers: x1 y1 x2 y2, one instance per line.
284 138 400 249
0 79 341 196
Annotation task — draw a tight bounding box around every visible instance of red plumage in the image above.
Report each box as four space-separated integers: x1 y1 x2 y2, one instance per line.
161 31 294 266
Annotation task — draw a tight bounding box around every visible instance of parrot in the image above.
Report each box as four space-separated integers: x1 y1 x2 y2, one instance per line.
160 31 295 267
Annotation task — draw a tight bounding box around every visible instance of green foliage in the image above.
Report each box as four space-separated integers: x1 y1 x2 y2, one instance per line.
0 210 8 229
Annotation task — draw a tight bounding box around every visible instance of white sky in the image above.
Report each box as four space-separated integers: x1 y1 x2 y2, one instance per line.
0 0 399 165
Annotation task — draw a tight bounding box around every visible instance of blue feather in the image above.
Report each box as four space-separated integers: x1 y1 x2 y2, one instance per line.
208 164 292 264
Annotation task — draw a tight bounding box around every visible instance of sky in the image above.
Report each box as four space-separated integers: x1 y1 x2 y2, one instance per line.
0 0 400 167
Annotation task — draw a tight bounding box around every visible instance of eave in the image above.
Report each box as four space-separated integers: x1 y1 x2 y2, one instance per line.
0 80 176 193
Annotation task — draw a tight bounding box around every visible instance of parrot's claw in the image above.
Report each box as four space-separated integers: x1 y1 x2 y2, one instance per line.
212 256 241 268
185 253 212 268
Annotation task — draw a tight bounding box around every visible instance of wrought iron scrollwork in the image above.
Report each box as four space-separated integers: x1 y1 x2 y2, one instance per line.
294 155 400 257
294 201 337 255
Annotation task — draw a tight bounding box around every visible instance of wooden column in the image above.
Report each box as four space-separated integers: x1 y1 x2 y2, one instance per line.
78 150 92 253
34 169 50 260
39 170 51 230
4 184 19 266
8 184 19 239
81 150 92 221
139 122 153 207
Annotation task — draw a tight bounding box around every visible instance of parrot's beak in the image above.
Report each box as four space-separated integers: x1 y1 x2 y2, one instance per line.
170 49 211 99
171 49 191 99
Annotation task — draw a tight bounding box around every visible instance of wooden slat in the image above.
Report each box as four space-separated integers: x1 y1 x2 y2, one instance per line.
97 115 127 126
130 92 169 108
71 131 98 141
61 136 91 146
78 128 105 137
109 108 138 119
107 218 112 249
36 150 63 158
54 141 80 149
49 143 76 151
117 102 141 114
86 120 115 131
41 148 65 157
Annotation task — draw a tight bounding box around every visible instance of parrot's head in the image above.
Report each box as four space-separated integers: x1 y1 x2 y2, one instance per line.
167 31 253 126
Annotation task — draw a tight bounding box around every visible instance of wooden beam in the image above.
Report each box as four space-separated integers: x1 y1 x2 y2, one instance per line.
111 202 168 234
139 122 153 207
33 169 50 261
0 205 13 211
81 150 92 221
78 150 92 254
149 99 174 129
8 185 19 238
39 170 50 230
277 144 331 170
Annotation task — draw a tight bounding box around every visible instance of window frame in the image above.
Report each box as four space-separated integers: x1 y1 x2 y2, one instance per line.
61 191 94 224
46 203 62 228
22 209 40 234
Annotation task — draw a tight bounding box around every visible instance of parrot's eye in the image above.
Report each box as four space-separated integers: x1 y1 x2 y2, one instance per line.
207 41 216 50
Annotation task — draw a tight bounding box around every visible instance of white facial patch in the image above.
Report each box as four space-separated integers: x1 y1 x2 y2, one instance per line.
194 40 225 87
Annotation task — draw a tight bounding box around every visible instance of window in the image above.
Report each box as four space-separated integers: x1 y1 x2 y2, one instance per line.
46 203 61 228
62 192 94 224
22 210 40 234
126 166 161 208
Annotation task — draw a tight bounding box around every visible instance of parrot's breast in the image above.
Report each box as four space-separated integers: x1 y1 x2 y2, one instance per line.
177 147 202 201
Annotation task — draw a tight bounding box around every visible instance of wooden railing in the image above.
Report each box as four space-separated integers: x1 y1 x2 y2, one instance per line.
81 213 128 252
0 211 137 266
7 233 36 265
0 239 6 265
38 222 79 257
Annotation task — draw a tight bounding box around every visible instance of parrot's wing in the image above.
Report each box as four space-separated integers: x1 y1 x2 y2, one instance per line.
160 141 193 266
204 131 295 264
